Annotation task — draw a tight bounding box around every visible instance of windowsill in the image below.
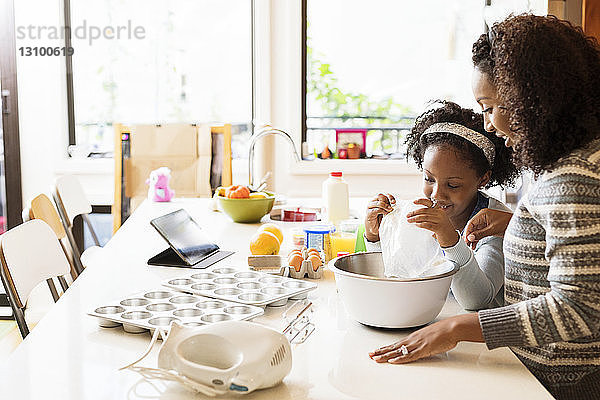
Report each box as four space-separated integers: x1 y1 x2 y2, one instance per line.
55 157 114 175
289 159 420 176
54 157 114 206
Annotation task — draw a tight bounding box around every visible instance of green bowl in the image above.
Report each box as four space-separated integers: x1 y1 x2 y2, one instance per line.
216 192 276 223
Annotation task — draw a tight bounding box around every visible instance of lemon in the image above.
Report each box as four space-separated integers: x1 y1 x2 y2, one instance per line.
215 186 226 197
258 223 284 244
249 192 268 199
249 231 281 255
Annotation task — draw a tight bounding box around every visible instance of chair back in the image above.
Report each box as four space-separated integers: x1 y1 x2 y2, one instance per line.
29 194 82 278
54 175 92 227
22 208 31 222
112 123 232 232
30 194 68 239
54 175 100 256
0 220 72 337
210 124 233 188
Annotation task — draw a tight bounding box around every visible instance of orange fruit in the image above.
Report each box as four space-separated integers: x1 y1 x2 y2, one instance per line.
249 231 281 255
226 185 250 199
258 223 284 244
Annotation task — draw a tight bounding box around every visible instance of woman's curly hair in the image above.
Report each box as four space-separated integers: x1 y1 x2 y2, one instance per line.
405 100 518 188
473 14 600 174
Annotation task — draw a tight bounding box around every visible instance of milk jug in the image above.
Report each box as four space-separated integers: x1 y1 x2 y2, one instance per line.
322 172 349 226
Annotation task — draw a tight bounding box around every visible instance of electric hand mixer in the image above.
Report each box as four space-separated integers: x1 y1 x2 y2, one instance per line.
121 302 313 396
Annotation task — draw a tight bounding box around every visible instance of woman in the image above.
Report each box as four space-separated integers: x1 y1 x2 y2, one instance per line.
365 101 517 310
370 15 600 399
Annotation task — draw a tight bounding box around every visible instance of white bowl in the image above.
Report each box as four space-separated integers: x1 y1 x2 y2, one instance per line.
329 252 458 328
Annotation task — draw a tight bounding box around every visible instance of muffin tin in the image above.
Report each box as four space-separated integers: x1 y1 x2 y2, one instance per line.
162 266 318 307
88 288 264 334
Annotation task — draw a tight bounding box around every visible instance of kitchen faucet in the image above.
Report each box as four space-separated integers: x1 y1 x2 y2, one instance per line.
248 126 302 189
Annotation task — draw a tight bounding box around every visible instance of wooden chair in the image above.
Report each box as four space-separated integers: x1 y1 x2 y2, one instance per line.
53 175 100 271
112 123 232 232
0 220 72 338
27 194 83 279
209 124 233 189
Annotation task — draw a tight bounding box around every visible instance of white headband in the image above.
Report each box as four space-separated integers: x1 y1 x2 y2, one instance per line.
423 122 495 166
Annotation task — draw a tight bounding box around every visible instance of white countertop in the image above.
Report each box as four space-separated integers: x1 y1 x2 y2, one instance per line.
0 198 551 399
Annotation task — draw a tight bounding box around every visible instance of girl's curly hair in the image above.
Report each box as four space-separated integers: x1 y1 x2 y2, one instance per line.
405 100 518 188
473 14 600 174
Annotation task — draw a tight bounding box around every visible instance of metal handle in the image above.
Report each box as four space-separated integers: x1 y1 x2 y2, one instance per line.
248 127 302 189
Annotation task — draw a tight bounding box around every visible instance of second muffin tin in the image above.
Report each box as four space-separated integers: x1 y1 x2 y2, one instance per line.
162 266 317 307
88 288 264 334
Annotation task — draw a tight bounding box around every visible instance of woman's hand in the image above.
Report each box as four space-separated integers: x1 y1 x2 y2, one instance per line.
369 314 483 364
365 193 396 242
464 209 513 250
406 198 459 247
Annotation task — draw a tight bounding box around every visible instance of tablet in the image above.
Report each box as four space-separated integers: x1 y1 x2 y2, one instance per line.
150 209 220 266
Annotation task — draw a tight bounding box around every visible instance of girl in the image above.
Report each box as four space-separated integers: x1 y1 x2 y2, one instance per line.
364 101 517 310
370 15 600 400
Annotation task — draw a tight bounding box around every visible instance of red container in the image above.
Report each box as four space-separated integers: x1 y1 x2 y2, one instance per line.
282 207 318 222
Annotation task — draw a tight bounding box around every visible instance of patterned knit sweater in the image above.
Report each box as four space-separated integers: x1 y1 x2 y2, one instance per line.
478 139 600 399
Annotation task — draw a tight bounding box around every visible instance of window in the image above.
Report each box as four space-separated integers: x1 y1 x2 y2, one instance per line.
303 0 547 160
69 0 253 159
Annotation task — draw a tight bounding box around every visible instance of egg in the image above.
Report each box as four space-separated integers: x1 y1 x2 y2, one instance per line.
307 248 320 257
307 254 322 272
288 249 302 258
301 246 309 259
288 254 304 272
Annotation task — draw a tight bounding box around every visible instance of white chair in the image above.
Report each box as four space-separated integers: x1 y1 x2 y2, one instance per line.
0 220 72 338
26 194 83 278
21 208 30 222
53 175 101 273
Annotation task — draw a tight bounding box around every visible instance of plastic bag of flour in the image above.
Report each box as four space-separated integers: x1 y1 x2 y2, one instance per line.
379 201 443 278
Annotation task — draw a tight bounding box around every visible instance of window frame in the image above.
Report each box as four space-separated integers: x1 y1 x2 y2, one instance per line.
0 0 24 229
63 0 256 150
64 0 75 146
301 0 307 157
300 0 510 160
300 0 418 160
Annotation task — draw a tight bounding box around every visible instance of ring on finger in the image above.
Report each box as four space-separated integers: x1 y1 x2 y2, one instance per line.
400 345 409 355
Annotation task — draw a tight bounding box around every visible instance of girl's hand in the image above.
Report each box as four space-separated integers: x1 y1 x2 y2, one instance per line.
406 198 459 247
464 209 513 250
368 314 483 364
365 193 396 242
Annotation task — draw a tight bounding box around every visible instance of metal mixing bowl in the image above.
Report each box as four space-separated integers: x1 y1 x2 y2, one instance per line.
329 252 458 328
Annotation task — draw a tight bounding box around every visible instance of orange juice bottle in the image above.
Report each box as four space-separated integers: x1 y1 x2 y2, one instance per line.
331 232 356 258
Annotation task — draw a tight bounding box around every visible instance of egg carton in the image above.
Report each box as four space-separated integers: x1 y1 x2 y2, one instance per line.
289 259 324 279
162 266 318 307
88 288 264 334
